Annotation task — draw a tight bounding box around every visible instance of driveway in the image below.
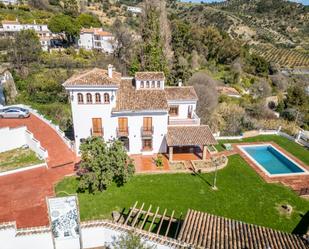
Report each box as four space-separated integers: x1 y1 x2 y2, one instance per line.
0 114 77 228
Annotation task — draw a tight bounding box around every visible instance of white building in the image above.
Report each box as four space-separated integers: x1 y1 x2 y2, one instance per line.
0 0 18 5
78 28 114 53
127 6 142 14
0 20 54 51
63 65 217 158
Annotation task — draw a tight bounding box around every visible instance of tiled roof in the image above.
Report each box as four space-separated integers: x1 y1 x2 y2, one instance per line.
80 28 113 37
216 86 240 96
165 86 198 101
167 125 217 146
135 72 165 81
63 68 121 87
113 79 168 112
178 209 309 249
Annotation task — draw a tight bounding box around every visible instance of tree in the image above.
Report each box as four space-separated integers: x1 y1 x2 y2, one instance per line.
110 232 155 249
48 14 79 43
78 137 135 193
76 13 101 28
11 29 42 67
189 72 219 124
63 0 79 17
270 73 289 92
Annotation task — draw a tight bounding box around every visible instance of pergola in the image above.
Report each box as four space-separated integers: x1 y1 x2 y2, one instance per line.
166 125 218 162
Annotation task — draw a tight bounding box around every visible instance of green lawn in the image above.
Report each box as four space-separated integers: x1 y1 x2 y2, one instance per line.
56 155 309 233
0 147 44 172
215 135 309 164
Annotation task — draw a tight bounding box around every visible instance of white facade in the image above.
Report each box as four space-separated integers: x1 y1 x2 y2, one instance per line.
65 67 199 155
127 6 142 13
0 0 18 5
78 28 114 53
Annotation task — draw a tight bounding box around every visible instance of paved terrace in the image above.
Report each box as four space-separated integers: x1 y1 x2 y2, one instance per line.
0 114 77 228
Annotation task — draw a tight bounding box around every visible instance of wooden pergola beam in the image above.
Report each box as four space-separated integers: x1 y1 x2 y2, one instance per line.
148 207 160 232
131 202 144 227
129 209 178 222
124 201 138 225
156 209 167 235
165 210 175 237
140 205 152 230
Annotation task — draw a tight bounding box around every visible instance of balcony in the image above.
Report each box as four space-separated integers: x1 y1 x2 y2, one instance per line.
90 127 104 137
116 127 129 137
168 112 200 126
141 126 154 137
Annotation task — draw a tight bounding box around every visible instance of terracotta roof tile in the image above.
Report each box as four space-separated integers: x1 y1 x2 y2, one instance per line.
165 86 198 101
80 28 113 37
113 79 168 112
135 72 165 81
178 209 309 249
63 68 121 87
167 126 217 146
216 86 240 96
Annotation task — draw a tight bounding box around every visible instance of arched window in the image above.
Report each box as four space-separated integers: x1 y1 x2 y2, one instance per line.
95 93 101 103
140 81 144 88
104 93 110 103
86 93 92 103
157 81 160 88
146 81 150 88
77 93 83 104
151 81 155 88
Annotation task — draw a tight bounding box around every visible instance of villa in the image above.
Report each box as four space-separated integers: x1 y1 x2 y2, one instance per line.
78 28 114 53
63 65 217 160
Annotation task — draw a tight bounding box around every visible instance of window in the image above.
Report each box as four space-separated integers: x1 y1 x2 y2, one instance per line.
118 117 128 132
95 93 101 103
146 81 150 88
169 106 179 116
143 117 152 131
151 81 155 88
86 93 92 103
140 81 144 88
157 81 160 88
142 139 152 151
77 93 84 104
104 93 110 103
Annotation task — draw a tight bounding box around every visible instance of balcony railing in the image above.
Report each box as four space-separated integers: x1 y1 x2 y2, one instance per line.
141 126 154 137
90 127 104 137
116 127 129 137
168 112 200 126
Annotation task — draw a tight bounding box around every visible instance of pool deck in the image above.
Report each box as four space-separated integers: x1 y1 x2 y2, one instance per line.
233 142 309 192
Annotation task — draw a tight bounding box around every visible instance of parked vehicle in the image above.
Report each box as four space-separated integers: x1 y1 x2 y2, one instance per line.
0 106 30 118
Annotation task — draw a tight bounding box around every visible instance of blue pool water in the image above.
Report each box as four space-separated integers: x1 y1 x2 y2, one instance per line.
242 145 305 175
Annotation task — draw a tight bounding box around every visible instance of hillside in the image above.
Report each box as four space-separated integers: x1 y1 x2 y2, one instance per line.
172 0 309 68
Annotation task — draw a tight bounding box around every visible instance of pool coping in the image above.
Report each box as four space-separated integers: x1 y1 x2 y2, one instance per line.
237 143 309 178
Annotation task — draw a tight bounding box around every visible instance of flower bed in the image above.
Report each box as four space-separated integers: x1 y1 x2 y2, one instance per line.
169 161 186 171
192 156 228 172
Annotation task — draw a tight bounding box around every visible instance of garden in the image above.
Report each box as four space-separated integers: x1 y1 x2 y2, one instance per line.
0 147 44 173
56 151 309 233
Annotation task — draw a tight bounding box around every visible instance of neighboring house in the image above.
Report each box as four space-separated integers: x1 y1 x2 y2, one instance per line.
78 28 114 53
0 0 18 5
0 67 16 105
126 6 142 14
0 20 55 51
63 65 217 157
216 86 241 98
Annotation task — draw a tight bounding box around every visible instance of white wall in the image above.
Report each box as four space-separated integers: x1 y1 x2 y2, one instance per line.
0 222 177 249
135 79 164 90
78 33 93 50
167 100 197 120
68 87 168 155
0 126 48 159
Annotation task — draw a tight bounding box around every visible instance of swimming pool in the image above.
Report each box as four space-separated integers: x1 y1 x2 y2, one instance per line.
238 144 307 176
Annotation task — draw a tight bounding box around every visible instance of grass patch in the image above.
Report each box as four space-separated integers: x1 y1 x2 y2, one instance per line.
0 147 44 172
215 135 309 164
56 155 309 233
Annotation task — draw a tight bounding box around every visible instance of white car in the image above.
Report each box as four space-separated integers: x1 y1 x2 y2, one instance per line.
0 107 30 118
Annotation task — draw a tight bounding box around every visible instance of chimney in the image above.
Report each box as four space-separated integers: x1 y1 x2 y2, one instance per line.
178 79 182 87
108 64 113 78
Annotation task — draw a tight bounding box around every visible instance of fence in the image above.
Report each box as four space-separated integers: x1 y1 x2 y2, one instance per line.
0 126 48 159
15 104 74 151
214 127 309 148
